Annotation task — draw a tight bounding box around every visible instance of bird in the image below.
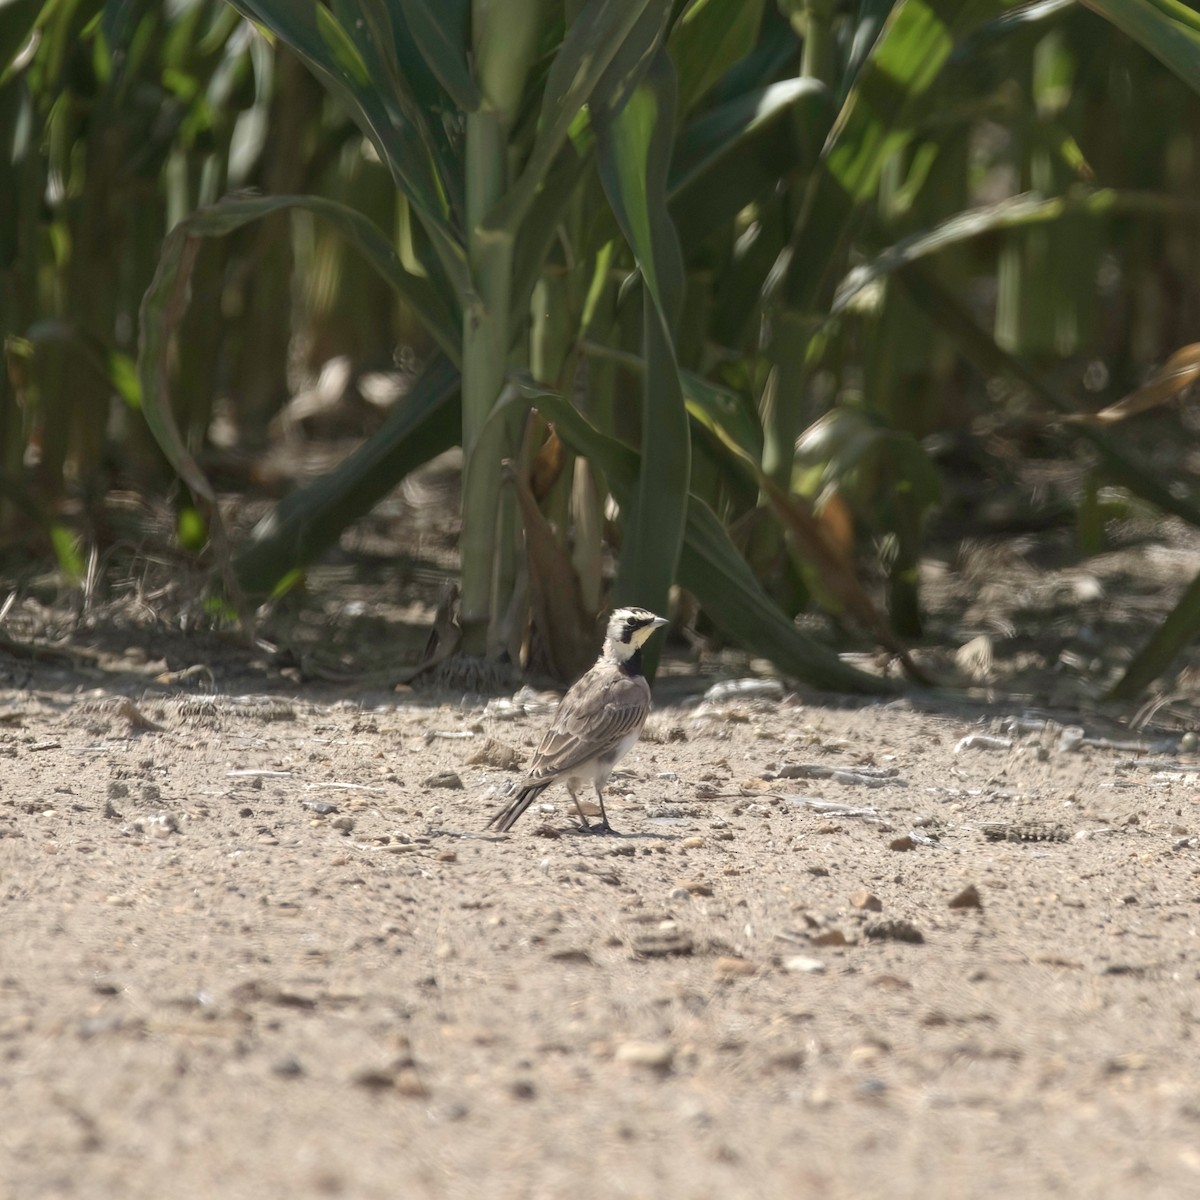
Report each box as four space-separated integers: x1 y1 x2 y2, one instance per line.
485 607 669 835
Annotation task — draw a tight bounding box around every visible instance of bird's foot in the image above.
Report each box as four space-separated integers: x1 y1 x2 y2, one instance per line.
577 819 618 835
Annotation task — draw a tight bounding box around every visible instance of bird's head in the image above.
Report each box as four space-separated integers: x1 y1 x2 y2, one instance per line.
604 607 668 662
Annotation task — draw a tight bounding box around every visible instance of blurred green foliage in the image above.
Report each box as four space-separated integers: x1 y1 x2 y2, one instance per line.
5 0 1200 695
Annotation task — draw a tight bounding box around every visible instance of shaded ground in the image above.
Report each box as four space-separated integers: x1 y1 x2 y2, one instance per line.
4 481 1200 1197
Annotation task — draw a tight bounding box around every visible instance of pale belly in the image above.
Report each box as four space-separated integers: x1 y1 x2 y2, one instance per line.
566 729 642 790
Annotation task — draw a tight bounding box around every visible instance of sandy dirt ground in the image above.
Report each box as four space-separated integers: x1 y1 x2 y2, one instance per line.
3 639 1200 1199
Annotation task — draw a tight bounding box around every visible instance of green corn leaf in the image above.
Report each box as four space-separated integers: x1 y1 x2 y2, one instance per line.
138 231 216 506
0 0 41 77
833 188 1200 316
485 0 665 236
1110 566 1200 700
669 77 832 252
1081 0 1200 94
594 50 688 627
773 0 1005 313
398 0 480 113
49 524 85 582
508 375 894 694
235 355 461 597
667 0 766 116
228 0 467 293
682 371 763 461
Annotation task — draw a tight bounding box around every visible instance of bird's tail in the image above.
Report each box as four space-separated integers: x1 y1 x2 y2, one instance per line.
485 782 547 833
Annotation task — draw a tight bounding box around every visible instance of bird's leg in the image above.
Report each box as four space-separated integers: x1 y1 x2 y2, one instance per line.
566 783 592 831
592 784 617 834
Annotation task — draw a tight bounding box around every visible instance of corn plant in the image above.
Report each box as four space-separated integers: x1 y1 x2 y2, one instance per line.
125 0 1200 698
138 0 894 690
0 0 276 549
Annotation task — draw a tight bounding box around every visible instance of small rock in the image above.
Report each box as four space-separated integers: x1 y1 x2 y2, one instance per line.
948 884 983 910
864 918 924 944
668 887 692 902
848 1044 887 1067
393 1067 429 1097
331 815 355 833
713 956 756 979
675 879 713 896
954 734 1013 754
767 1050 805 1072
850 890 883 912
437 850 458 863
272 1056 304 1078
645 803 686 819
468 738 524 770
1057 726 1086 753
508 1078 536 1100
548 948 595 965
810 929 847 947
134 812 179 838
303 800 339 815
615 1040 675 1070
806 865 830 877
783 956 826 975
889 835 916 852
1180 731 1198 753
424 771 464 790
703 678 785 703
353 1068 398 1092
631 929 694 958
681 836 705 849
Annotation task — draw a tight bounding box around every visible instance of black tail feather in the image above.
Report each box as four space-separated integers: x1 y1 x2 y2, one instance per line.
485 783 547 832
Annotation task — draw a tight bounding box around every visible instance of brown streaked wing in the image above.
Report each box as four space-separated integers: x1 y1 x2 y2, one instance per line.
525 671 650 781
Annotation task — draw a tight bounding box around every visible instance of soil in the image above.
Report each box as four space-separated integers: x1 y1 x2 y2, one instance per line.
4 500 1200 1198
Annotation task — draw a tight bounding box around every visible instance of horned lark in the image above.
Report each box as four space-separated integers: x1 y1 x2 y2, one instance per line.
485 607 668 834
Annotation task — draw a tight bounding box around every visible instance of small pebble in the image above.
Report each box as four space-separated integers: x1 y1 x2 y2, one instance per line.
467 739 524 770
783 956 826 974
331 815 355 833
135 812 179 838
864 918 924 944
713 956 756 979
1057 726 1085 753
615 1040 675 1070
394 1067 429 1097
850 890 883 912
954 734 1012 754
681 836 705 849
948 884 983 910
423 771 464 790
810 929 847 947
889 836 916 852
